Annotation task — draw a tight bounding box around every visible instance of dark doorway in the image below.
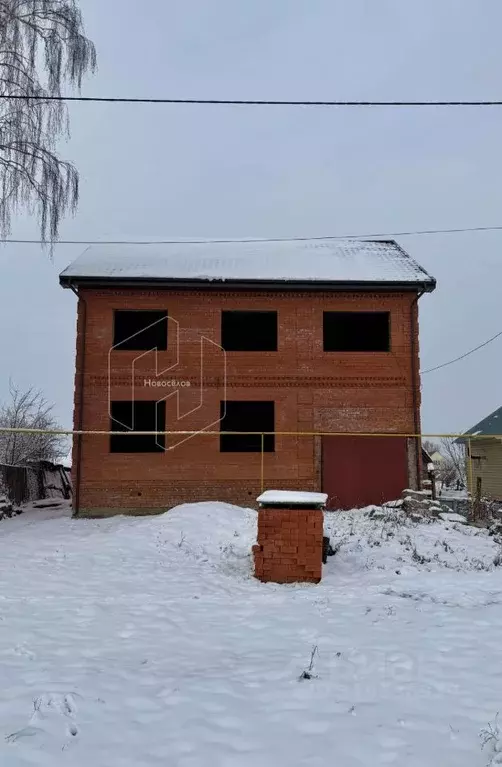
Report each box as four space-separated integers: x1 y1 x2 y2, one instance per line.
322 436 408 509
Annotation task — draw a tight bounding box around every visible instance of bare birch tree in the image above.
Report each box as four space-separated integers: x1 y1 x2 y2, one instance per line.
0 1 96 244
0 381 66 465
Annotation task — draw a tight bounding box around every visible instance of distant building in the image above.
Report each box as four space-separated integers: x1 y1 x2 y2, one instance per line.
457 406 502 500
421 446 434 482
60 239 436 516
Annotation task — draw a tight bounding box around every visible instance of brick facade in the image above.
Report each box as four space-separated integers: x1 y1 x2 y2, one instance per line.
253 508 323 583
71 288 422 516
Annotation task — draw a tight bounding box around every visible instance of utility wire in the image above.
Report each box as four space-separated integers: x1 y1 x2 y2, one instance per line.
1 95 502 106
3 225 502 246
1 218 498 375
421 330 502 374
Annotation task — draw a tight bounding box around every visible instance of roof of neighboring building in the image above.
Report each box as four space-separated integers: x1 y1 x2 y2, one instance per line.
459 406 502 439
59 239 436 291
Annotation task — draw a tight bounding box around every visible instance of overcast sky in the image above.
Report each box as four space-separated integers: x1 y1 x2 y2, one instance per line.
0 0 501 435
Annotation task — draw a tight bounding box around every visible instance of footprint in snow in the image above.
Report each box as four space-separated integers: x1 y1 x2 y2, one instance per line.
6 693 80 748
6 726 43 743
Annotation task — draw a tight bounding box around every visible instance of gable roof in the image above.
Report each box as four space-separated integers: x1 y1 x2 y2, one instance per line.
459 406 502 439
59 239 436 291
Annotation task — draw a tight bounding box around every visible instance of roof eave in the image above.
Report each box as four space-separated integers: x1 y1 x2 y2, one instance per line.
455 432 502 443
60 274 437 293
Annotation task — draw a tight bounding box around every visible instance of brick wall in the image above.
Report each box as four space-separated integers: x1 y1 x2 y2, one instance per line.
253 507 323 583
71 288 421 516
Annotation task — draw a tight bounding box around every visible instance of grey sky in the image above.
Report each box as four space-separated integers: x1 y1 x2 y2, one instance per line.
0 0 501 435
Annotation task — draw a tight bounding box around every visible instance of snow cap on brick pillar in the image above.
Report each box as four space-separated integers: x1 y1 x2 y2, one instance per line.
253 490 327 584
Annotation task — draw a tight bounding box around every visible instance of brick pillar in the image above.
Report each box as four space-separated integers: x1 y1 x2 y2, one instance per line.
252 507 323 583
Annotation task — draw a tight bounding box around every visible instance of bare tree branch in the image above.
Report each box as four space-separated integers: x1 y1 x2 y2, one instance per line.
422 440 437 457
439 437 467 487
422 438 466 490
0 0 96 245
0 380 67 465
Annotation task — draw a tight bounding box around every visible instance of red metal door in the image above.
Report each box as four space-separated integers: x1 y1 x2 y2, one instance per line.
322 436 409 510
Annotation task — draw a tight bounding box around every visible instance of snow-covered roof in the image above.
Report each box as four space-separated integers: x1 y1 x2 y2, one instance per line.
459 405 502 439
257 490 328 507
59 240 436 289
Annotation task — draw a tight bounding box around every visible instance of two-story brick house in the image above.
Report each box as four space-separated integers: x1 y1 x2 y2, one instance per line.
59 239 435 517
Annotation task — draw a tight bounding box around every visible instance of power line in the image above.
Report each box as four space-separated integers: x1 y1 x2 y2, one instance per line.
0 222 498 375
421 330 502 374
3 224 502 246
2 95 502 107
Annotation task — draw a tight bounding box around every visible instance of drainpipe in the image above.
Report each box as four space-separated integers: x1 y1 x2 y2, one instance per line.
410 289 425 489
69 284 87 516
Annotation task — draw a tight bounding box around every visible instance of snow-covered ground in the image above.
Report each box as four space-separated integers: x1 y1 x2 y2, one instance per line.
1 501 502 766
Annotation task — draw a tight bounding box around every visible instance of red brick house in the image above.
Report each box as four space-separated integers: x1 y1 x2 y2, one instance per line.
59 239 435 516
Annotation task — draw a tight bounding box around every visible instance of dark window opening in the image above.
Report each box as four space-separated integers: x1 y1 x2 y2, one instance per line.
323 311 390 352
110 401 166 453
113 310 168 351
221 311 277 351
220 401 275 452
